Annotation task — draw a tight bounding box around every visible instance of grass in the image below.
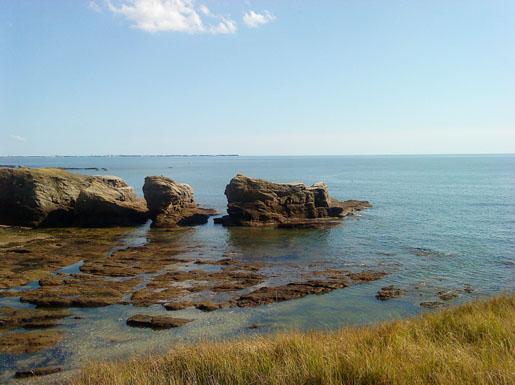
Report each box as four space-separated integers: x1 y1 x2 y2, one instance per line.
73 294 514 385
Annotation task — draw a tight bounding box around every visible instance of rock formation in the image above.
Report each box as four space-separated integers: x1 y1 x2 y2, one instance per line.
143 176 217 228
0 168 148 227
216 174 371 227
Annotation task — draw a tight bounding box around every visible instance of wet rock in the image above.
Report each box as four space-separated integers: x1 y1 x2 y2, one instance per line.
131 287 187 307
217 174 371 227
80 242 189 277
0 167 148 227
376 285 405 301
463 284 474 293
420 301 447 309
194 258 236 266
0 228 130 289
163 301 193 311
348 271 388 282
0 307 70 329
195 302 228 312
143 176 217 228
14 366 63 378
0 330 63 354
236 279 349 308
438 290 459 301
126 314 192 329
20 274 140 308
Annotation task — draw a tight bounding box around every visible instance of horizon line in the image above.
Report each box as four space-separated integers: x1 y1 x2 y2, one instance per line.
1 152 514 158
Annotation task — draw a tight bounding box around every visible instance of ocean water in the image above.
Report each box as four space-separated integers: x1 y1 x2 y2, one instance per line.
0 155 514 380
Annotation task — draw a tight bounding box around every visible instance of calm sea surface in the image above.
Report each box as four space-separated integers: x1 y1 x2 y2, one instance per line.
0 155 514 380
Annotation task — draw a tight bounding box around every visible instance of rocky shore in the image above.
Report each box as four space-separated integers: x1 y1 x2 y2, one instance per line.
0 167 382 381
0 168 370 229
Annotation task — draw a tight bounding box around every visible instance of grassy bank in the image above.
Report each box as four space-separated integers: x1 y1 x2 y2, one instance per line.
73 295 514 385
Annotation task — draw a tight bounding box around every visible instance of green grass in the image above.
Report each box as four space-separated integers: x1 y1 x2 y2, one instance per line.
73 294 515 385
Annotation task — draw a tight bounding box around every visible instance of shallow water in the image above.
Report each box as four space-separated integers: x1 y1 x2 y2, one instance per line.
0 155 514 382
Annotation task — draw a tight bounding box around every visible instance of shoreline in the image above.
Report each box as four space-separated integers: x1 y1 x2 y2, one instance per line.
69 294 514 385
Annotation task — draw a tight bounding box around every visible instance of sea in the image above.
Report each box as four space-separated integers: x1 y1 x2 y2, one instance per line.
0 154 514 380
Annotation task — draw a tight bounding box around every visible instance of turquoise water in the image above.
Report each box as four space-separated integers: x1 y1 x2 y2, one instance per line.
0 155 514 380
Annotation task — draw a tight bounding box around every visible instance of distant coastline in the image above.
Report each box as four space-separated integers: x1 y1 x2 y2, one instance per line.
0 154 240 158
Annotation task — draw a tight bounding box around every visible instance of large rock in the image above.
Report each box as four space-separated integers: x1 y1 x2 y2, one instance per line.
143 176 217 228
0 168 148 227
74 176 148 226
217 174 371 227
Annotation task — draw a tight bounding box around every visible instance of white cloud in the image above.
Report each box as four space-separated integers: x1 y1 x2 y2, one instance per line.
209 18 236 34
107 0 237 34
88 0 101 12
243 10 275 28
10 135 26 142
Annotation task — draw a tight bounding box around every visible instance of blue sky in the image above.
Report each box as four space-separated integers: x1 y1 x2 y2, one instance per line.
1 0 514 156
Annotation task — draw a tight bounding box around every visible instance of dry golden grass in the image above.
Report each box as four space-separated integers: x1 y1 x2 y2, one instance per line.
73 294 514 385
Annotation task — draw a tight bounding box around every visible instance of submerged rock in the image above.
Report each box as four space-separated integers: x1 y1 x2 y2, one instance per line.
163 301 194 311
438 290 459 301
0 168 148 227
420 301 447 309
143 176 217 228
126 314 193 329
376 285 405 301
217 174 371 227
348 271 388 282
195 302 228 312
14 366 63 378
235 279 349 307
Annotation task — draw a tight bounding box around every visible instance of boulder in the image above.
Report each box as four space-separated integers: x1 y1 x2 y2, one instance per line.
74 176 148 226
217 174 371 227
143 176 217 228
0 167 148 227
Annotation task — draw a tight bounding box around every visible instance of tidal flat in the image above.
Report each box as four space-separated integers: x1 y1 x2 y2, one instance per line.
0 223 395 381
0 221 491 383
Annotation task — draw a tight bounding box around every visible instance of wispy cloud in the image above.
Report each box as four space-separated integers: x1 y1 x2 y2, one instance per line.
10 135 26 142
243 10 275 28
88 0 101 12
107 0 237 34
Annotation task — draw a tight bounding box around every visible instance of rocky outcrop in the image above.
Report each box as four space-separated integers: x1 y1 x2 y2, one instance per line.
216 174 371 227
0 168 148 227
143 176 217 228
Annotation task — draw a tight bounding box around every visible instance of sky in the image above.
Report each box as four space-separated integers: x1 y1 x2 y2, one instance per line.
1 0 514 156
